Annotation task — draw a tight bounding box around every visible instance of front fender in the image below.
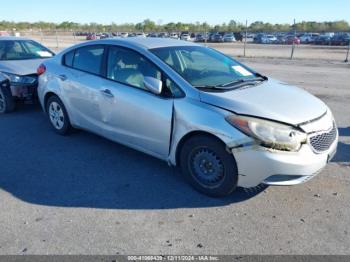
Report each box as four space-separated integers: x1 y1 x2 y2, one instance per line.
168 97 252 165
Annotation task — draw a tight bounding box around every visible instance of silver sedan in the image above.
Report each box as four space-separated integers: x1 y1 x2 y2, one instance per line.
37 38 338 197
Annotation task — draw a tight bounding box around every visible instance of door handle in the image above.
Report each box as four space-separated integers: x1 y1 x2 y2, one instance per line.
100 89 114 98
58 74 67 81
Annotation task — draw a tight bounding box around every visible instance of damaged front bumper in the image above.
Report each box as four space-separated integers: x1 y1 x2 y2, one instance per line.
232 136 338 188
10 83 38 101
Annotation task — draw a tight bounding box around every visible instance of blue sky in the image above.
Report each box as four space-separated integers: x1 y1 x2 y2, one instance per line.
2 0 349 25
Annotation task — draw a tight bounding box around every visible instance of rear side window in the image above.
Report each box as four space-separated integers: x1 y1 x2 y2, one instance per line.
64 50 74 67
72 45 104 75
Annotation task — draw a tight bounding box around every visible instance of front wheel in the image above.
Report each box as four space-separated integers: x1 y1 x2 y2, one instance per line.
46 96 71 135
180 135 238 197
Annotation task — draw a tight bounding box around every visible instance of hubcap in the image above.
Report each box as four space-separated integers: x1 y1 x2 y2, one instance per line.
190 148 225 187
49 102 65 130
0 90 5 111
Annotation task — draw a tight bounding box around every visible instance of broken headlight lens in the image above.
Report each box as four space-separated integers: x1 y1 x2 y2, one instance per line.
1 72 36 86
226 115 307 152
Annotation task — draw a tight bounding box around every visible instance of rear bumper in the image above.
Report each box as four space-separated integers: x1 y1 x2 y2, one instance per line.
233 135 338 188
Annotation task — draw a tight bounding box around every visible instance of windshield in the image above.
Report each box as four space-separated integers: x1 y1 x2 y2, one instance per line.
150 46 258 88
0 40 54 61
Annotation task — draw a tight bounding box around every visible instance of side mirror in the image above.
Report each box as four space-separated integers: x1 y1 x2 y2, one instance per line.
143 76 162 95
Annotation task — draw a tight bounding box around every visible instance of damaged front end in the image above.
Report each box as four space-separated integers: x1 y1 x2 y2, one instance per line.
3 73 38 101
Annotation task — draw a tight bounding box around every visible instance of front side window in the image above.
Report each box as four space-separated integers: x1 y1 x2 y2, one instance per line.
73 46 104 75
107 46 183 97
0 40 54 61
151 46 258 88
107 46 161 90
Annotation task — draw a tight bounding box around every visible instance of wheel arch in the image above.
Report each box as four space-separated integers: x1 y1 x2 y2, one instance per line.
175 130 229 166
43 91 60 113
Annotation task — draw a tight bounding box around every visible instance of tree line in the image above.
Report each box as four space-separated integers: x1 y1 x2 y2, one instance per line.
0 19 349 32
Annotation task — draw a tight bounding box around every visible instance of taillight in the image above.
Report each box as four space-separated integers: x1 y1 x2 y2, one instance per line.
37 64 46 76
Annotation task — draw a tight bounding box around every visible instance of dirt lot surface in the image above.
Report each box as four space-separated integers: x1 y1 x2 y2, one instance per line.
0 43 349 255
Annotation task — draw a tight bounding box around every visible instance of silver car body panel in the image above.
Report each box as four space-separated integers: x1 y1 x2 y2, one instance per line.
0 59 47 76
0 72 7 82
200 79 328 126
38 38 338 188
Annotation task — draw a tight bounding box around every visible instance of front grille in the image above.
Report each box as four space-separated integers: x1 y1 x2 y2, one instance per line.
309 124 337 153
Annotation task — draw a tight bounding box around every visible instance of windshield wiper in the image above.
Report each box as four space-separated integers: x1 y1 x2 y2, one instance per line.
218 75 267 88
194 73 268 91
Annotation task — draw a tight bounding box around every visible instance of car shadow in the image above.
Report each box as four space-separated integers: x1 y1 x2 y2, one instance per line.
331 127 350 163
338 127 350 137
0 104 266 210
332 142 350 163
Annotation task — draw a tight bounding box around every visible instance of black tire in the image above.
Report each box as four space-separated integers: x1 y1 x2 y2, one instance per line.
0 81 16 114
46 95 71 135
180 135 238 197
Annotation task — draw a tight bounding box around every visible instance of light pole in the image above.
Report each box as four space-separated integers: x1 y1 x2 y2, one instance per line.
244 20 248 57
290 19 296 60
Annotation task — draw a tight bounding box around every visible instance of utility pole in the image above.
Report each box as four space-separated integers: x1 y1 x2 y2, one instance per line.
244 20 248 57
290 19 296 60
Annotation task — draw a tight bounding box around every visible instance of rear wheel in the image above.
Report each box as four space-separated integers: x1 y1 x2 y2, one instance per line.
46 96 71 135
0 81 15 114
180 135 238 197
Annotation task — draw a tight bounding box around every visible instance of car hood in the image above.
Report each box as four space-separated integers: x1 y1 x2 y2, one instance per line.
0 59 46 76
199 78 327 126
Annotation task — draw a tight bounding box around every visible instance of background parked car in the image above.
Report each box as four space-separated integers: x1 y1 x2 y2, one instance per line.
195 33 207 42
253 33 264 43
120 32 129 38
100 33 113 39
180 33 191 41
314 35 332 45
260 34 277 44
86 33 97 40
331 33 350 46
299 33 319 44
233 32 243 42
285 35 301 45
0 37 54 113
212 33 224 42
148 33 158 38
223 33 236 42
169 33 179 39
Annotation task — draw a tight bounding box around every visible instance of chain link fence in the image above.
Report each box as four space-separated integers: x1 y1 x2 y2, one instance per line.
15 30 350 62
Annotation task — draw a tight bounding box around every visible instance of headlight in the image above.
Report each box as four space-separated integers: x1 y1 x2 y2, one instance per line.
1 72 36 86
226 115 307 152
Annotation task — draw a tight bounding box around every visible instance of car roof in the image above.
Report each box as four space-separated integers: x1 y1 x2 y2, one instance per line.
87 37 199 49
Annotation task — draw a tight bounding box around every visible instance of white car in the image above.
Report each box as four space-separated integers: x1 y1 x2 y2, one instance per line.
169 33 179 39
261 35 277 44
299 33 319 43
180 34 191 41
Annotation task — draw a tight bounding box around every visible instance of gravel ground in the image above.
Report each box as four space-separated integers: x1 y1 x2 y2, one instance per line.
0 55 349 255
